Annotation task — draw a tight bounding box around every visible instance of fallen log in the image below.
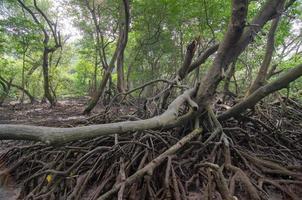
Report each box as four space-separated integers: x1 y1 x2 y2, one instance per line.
0 87 198 145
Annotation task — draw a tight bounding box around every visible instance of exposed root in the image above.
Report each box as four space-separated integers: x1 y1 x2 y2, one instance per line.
0 98 302 199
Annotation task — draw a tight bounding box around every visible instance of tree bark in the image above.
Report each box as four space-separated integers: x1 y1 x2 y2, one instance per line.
187 43 219 76
246 15 281 96
84 0 130 114
17 0 61 107
196 0 249 106
0 76 36 104
177 40 198 80
0 87 198 145
218 63 302 120
42 47 55 106
0 79 13 106
196 0 286 107
223 61 237 98
117 0 130 93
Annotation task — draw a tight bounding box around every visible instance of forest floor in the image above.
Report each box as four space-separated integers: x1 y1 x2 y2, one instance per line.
0 99 99 199
0 97 302 199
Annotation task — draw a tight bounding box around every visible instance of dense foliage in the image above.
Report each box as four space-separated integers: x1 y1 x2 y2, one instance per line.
0 0 301 102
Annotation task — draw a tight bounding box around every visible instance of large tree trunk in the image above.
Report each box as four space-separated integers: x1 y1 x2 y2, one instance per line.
196 0 249 106
196 0 285 107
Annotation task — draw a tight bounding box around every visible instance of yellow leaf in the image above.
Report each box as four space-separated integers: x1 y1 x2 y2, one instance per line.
46 175 52 183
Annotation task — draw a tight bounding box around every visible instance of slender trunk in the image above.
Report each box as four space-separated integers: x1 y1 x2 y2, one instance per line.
42 47 55 106
117 49 126 93
223 61 237 98
180 27 184 63
94 48 98 93
17 0 61 107
19 86 36 104
84 70 112 114
21 51 26 103
245 16 281 97
126 60 133 91
116 0 130 93
0 79 12 106
84 0 130 114
84 44 119 114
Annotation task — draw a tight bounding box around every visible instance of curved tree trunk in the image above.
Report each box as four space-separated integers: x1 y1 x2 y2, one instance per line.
0 79 13 106
84 0 130 114
17 0 61 107
42 47 55 106
0 76 36 104
84 70 114 114
245 15 281 97
196 0 285 107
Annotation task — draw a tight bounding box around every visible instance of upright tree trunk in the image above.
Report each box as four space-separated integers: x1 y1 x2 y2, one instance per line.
116 0 130 93
42 47 55 106
94 49 98 93
17 0 61 107
196 0 285 107
223 61 237 98
245 15 281 97
117 50 126 93
84 70 113 114
84 0 130 114
21 50 26 103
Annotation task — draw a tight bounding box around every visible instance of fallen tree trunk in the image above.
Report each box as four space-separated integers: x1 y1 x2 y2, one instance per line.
0 87 198 145
0 63 301 145
218 63 302 120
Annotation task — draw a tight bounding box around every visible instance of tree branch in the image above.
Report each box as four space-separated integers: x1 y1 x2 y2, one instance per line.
218 63 302 120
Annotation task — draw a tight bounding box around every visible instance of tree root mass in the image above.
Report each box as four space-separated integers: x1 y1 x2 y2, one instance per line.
0 98 302 200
